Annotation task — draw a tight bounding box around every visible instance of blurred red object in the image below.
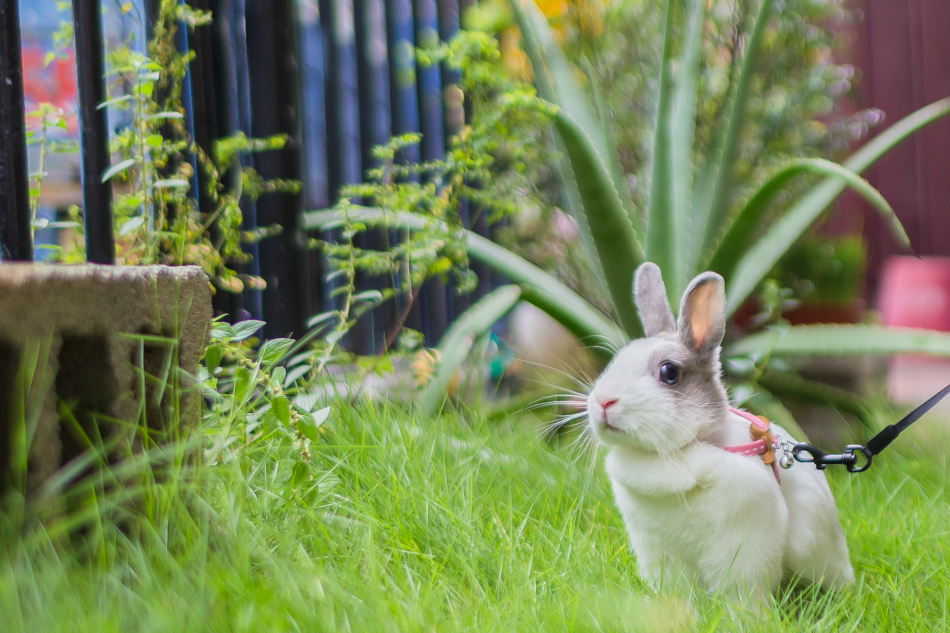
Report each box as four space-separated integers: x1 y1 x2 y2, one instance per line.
878 256 950 331
878 256 950 407
20 47 78 134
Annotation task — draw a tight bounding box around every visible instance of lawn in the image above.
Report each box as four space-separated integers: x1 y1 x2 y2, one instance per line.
2 399 949 632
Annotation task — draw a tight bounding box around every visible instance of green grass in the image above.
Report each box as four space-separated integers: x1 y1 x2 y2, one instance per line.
2 400 949 631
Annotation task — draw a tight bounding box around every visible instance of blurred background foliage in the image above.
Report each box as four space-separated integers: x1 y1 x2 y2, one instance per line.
463 0 881 315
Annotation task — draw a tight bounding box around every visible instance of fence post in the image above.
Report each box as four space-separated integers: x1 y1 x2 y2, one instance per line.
72 0 115 264
0 0 32 261
296 0 330 324
245 0 306 338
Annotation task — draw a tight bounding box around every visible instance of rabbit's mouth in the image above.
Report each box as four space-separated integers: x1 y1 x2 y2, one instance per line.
598 420 624 434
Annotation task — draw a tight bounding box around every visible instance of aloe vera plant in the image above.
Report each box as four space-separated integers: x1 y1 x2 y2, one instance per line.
502 0 950 420
305 0 950 419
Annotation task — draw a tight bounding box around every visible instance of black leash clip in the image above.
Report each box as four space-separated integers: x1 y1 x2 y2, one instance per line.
785 383 950 474
792 443 874 473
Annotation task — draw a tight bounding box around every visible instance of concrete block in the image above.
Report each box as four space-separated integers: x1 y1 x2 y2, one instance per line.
0 264 212 491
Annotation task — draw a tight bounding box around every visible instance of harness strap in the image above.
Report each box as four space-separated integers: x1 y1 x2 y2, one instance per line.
725 407 782 483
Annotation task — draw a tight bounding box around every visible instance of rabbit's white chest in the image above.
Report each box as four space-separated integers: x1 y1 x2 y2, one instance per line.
605 444 787 596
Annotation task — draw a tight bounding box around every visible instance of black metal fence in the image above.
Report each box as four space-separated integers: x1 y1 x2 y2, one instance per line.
0 0 486 348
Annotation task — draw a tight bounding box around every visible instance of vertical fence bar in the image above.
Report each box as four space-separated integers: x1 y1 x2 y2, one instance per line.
296 0 330 322
438 0 465 317
245 0 305 338
458 0 492 301
321 0 368 349
355 0 393 352
414 0 444 164
386 0 426 340
228 0 264 321
191 0 240 320
322 0 362 196
0 0 32 261
414 0 448 343
72 0 115 264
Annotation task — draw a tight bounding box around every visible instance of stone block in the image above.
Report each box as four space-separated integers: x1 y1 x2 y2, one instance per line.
0 264 212 492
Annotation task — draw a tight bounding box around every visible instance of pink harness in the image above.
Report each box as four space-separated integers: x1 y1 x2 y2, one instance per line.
724 407 783 484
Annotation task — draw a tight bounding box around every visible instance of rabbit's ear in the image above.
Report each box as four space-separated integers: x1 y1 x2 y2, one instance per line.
634 262 676 337
678 272 726 358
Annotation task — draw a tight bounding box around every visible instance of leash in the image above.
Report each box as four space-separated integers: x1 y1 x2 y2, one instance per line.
785 383 950 473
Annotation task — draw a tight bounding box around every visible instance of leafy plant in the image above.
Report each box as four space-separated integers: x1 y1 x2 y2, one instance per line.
301 31 556 354
202 317 329 462
29 0 294 293
504 0 950 423
309 0 950 424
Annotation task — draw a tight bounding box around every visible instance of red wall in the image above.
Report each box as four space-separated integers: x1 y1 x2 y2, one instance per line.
838 0 950 294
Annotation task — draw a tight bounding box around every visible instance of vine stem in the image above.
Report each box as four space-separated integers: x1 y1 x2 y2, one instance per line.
313 206 358 376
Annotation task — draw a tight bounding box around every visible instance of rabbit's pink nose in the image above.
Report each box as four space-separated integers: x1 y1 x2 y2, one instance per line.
598 398 618 413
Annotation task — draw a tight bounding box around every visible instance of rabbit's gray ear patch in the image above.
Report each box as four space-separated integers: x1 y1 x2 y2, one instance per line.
678 272 726 357
634 262 676 337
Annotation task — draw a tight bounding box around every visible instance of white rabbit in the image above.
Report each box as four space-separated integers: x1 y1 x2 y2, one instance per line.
587 262 853 601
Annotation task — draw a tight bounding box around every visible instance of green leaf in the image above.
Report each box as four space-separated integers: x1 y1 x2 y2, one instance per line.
725 97 950 315
646 0 679 294
550 113 645 338
709 158 905 281
670 0 706 285
421 285 523 415
117 216 144 236
290 461 310 488
204 344 223 373
294 392 319 414
145 111 184 121
101 158 137 183
210 322 236 340
284 365 311 387
97 95 133 110
509 0 644 338
301 207 627 354
259 338 295 368
233 364 259 407
353 289 383 306
311 406 330 427
152 179 190 190
272 395 291 427
297 407 330 442
231 320 265 341
144 134 164 147
727 324 950 359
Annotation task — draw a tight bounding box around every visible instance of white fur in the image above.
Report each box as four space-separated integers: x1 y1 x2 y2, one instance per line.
587 265 854 601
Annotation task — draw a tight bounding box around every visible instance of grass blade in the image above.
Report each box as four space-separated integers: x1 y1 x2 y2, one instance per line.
420 285 523 415
709 157 907 280
725 97 950 315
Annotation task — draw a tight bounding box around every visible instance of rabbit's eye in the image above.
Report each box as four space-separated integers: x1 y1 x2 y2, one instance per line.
658 362 680 386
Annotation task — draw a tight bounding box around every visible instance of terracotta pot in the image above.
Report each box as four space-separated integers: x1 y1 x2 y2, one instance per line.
878 256 950 331
878 256 950 407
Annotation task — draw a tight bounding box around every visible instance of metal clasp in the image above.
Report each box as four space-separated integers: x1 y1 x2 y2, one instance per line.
792 443 874 473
